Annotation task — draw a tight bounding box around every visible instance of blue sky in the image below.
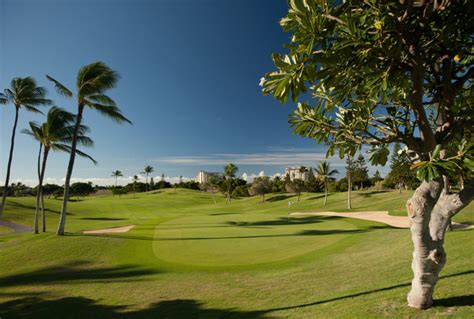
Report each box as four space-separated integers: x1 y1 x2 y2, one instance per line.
0 0 385 186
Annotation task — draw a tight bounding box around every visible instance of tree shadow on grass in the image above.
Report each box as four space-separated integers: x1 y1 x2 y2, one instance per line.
0 260 160 287
359 190 391 198
227 216 324 227
2 271 472 318
434 294 474 307
208 212 240 216
80 217 127 221
69 224 389 242
7 201 64 214
260 270 474 313
266 194 294 202
0 297 272 319
306 193 333 201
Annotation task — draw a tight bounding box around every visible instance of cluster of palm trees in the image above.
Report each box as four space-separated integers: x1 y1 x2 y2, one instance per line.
0 62 131 235
111 165 155 198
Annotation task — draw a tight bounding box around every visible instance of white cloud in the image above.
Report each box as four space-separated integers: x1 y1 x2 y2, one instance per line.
13 175 195 187
156 151 345 167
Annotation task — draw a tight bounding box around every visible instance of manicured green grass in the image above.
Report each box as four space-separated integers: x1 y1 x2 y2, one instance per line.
0 225 14 234
0 189 472 318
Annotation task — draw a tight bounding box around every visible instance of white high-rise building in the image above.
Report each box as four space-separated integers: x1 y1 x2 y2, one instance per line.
195 171 223 184
284 167 310 181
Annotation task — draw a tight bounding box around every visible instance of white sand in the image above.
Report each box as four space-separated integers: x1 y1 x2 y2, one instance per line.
290 211 471 229
83 225 135 234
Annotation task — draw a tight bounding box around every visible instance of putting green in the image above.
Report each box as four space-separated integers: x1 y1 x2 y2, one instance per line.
152 213 358 267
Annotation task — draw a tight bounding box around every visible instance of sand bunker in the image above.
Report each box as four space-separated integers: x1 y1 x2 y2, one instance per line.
290 211 471 229
83 225 135 234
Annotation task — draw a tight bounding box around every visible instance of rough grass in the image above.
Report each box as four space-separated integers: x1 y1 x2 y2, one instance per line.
0 189 472 318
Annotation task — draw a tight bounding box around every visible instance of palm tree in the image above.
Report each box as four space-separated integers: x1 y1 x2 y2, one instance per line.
132 175 139 198
314 161 339 206
141 165 154 192
22 107 95 233
224 163 238 203
111 170 123 188
47 62 131 235
0 77 52 217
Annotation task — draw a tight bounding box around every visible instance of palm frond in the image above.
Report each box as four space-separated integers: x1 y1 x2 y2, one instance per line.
86 94 117 106
77 61 119 96
87 102 131 124
23 105 44 115
52 144 97 165
46 75 73 98
0 92 8 104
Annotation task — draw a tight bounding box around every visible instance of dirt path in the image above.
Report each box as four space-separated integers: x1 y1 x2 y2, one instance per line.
83 225 135 234
290 211 472 229
0 220 32 236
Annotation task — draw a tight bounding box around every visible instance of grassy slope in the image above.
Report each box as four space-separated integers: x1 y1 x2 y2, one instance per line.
0 189 472 318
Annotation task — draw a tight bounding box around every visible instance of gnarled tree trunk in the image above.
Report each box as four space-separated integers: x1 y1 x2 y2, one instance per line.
407 179 474 309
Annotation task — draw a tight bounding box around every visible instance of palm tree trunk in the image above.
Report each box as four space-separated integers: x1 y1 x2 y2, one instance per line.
34 144 43 234
41 191 46 232
324 180 328 206
35 148 49 234
0 106 20 217
227 180 231 203
57 104 84 235
41 149 49 232
146 174 148 192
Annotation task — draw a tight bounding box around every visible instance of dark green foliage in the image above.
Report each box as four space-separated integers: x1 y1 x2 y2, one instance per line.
305 168 323 192
249 177 272 202
270 176 285 193
175 181 200 190
232 185 250 198
124 182 146 193
383 143 419 190
152 180 172 190
334 177 348 192
69 182 95 198
285 179 306 202
352 155 370 189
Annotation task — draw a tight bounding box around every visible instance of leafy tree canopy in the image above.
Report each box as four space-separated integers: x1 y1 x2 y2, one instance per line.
261 0 473 180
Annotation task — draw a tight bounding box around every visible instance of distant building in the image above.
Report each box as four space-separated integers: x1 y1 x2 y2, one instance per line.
195 171 223 184
285 167 310 181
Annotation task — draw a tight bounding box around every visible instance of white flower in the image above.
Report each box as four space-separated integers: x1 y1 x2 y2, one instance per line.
259 77 265 87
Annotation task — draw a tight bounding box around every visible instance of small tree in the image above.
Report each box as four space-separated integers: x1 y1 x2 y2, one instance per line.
111 170 123 189
224 163 238 203
261 0 474 309
314 161 339 206
249 176 271 202
305 168 323 192
285 178 305 202
70 182 95 198
132 175 139 198
141 165 154 192
353 154 369 190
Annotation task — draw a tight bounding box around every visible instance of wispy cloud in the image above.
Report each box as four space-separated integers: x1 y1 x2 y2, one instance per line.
156 151 344 167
